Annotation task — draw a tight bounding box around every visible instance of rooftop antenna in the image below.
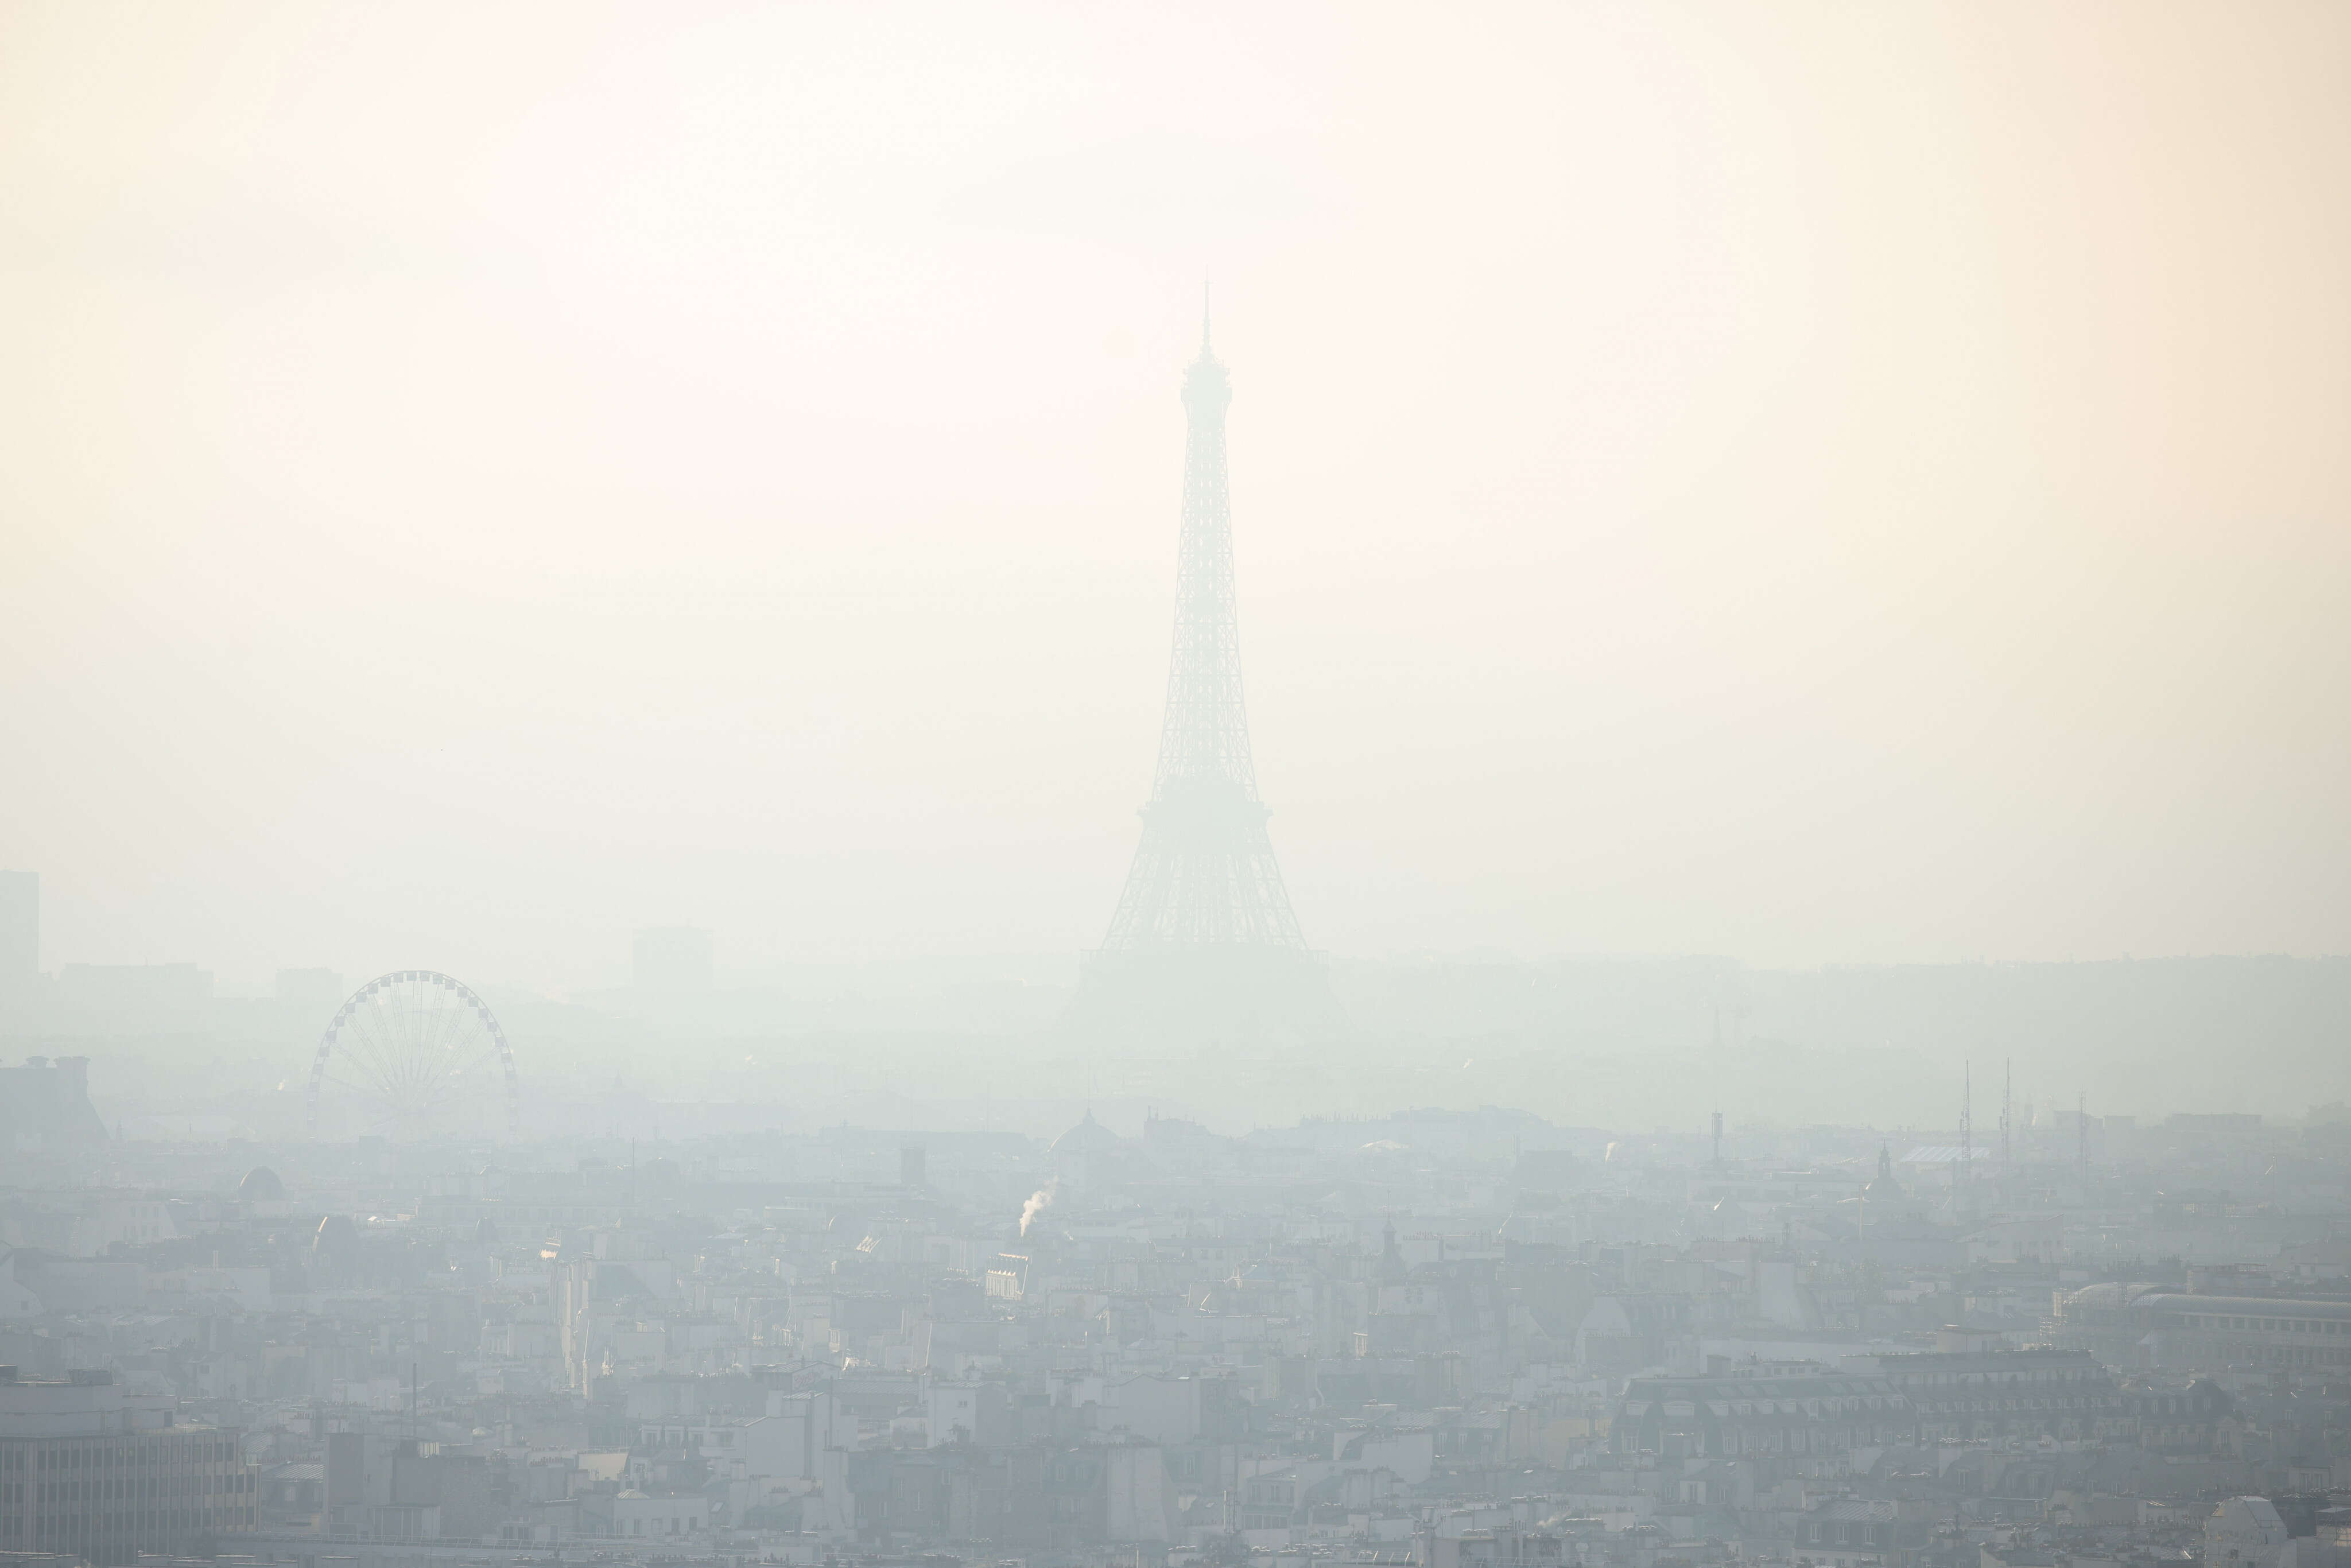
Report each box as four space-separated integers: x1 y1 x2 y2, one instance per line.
1201 278 1212 355
1958 1061 1973 1220
2000 1058 2012 1182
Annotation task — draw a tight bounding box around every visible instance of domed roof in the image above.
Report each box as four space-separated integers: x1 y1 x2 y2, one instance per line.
238 1167 285 1202
1050 1110 1124 1158
312 1214 358 1254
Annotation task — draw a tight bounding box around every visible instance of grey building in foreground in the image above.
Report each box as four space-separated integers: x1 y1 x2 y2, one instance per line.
0 1367 257 1566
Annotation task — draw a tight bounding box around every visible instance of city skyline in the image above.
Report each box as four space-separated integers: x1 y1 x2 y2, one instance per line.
3 10 2350 1560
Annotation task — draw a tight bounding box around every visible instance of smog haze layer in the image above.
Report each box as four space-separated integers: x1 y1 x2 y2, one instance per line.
3 1 2347 1003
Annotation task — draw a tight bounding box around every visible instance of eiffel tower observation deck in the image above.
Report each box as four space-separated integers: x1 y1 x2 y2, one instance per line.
1066 305 1342 1043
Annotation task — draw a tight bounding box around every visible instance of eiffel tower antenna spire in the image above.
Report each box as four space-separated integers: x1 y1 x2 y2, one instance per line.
1202 278 1212 354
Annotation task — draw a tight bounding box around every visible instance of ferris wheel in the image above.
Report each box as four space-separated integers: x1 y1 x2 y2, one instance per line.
305 970 520 1140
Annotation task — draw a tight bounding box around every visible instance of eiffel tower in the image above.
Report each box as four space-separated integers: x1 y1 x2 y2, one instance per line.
1066 302 1341 1042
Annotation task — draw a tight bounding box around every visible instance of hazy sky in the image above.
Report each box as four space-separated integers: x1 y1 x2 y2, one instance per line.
3 2 2347 992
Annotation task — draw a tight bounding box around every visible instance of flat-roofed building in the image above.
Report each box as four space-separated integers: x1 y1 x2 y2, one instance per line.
0 1367 256 1566
2054 1286 2351 1373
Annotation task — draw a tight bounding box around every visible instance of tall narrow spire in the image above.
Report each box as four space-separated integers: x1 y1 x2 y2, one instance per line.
1959 1061 1974 1219
1098 315 1299 950
1065 306 1339 1043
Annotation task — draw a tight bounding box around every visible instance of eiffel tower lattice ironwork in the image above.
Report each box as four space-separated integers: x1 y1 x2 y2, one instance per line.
1097 311 1308 954
1070 302 1337 1041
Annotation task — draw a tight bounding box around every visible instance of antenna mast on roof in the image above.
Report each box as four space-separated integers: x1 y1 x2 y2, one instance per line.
1959 1062 1973 1221
2000 1058 2012 1187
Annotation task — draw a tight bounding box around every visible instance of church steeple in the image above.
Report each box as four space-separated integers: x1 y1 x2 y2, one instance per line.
1863 1143 1904 1204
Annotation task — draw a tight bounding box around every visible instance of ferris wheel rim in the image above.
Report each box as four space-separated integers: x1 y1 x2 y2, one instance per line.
304 968 520 1140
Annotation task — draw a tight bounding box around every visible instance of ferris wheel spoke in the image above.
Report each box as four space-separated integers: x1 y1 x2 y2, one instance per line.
424 988 467 1057
422 1010 468 1086
416 989 450 1058
371 1000 434 1089
423 985 460 1049
324 1065 406 1113
343 1001 400 1065
336 1066 391 1109
331 1030 403 1099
